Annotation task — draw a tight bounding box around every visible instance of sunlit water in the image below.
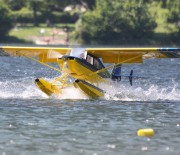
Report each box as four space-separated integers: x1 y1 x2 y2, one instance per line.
0 57 180 155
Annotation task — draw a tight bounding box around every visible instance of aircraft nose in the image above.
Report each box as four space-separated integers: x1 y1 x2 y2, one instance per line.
35 78 39 82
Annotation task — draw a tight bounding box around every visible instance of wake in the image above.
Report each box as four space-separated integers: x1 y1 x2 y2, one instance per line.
0 78 88 100
104 80 180 101
0 78 179 101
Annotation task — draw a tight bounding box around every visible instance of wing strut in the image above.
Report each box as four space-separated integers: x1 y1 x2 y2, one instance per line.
91 54 143 76
24 55 62 73
86 54 143 85
89 53 143 80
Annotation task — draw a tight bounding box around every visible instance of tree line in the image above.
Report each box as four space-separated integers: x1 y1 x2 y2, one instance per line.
0 0 179 45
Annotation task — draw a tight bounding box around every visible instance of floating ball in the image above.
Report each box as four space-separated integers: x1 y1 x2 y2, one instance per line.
137 128 155 137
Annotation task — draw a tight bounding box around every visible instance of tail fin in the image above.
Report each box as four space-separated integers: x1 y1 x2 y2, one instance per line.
129 70 133 86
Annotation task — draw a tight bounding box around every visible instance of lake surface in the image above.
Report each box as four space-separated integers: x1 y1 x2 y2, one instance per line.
0 56 180 155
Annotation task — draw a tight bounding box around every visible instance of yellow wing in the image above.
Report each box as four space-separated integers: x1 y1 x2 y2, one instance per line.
1 46 179 64
0 46 71 63
86 48 180 63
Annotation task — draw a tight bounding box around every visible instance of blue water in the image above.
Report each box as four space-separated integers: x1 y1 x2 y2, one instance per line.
0 57 180 155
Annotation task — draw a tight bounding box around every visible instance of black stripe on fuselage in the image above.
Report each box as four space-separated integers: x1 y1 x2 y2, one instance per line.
61 56 110 78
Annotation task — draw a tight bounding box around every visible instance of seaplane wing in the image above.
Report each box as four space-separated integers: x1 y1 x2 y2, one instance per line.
0 46 71 63
86 48 180 63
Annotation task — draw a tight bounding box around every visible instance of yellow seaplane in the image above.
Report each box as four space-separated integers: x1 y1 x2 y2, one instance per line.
0 46 180 98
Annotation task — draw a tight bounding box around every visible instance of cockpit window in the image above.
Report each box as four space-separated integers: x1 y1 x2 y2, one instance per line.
86 55 94 65
86 54 104 70
80 52 87 59
85 53 110 78
94 58 101 69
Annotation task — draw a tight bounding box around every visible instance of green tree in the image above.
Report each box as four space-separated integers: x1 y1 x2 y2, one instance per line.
167 0 180 39
75 0 157 44
143 0 167 8
2 0 94 26
2 0 27 10
167 0 180 29
71 0 96 10
0 1 13 39
47 0 95 10
26 0 44 26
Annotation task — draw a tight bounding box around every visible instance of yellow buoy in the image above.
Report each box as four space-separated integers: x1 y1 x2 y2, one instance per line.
137 128 155 137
